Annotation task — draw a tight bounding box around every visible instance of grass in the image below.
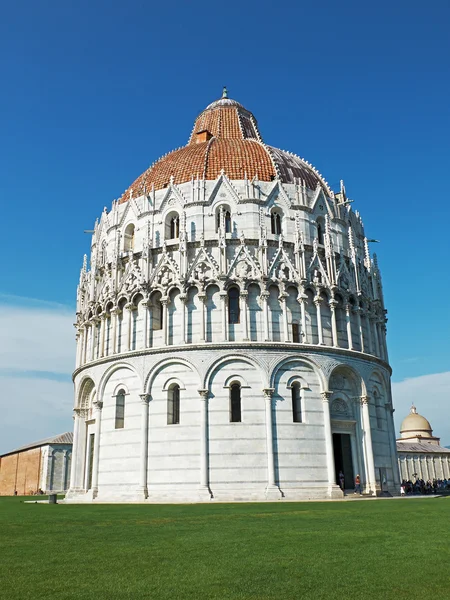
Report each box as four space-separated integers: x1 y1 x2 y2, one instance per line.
1 496 449 599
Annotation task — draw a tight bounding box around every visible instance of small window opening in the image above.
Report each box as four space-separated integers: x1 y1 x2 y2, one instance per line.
317 221 324 245
291 383 302 423
115 389 126 429
228 287 240 324
167 384 180 425
292 322 300 343
271 212 282 234
152 295 163 330
230 383 242 423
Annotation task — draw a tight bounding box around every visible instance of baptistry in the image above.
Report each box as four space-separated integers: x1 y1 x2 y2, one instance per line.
67 89 399 502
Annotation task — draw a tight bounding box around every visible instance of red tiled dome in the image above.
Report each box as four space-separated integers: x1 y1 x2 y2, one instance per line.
119 92 329 203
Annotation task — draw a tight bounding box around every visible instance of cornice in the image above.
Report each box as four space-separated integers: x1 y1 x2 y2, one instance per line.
72 341 392 381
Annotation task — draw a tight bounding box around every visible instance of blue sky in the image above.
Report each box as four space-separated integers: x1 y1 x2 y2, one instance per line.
1 0 449 451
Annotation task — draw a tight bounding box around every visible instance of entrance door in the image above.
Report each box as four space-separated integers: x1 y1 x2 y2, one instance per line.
333 433 354 489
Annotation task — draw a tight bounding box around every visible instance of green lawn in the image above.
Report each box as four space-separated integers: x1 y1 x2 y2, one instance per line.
1 496 449 599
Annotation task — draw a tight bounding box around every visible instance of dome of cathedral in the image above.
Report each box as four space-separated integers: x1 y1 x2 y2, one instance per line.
400 405 434 439
119 88 330 203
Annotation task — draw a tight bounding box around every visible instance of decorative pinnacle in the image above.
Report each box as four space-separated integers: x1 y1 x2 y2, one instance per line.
222 86 228 99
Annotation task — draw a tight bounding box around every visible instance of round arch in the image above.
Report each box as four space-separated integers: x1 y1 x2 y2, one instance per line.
145 356 201 396
97 361 142 400
269 355 325 391
77 376 96 410
203 353 267 390
327 363 367 397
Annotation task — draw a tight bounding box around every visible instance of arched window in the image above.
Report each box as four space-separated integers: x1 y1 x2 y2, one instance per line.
271 211 282 235
115 389 126 429
165 212 180 240
317 220 324 245
124 224 135 252
170 215 180 239
216 207 232 233
230 382 242 422
291 383 302 423
167 384 180 425
228 287 240 324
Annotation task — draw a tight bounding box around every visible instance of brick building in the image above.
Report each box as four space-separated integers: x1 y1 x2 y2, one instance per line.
0 433 72 496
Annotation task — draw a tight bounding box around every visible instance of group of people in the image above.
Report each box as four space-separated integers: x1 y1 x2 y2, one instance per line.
400 478 449 495
338 471 362 495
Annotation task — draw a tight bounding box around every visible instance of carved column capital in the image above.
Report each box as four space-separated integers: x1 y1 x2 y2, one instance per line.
329 299 338 310
139 393 150 405
125 302 136 311
92 400 103 412
321 391 333 402
263 388 275 400
360 395 370 405
198 389 209 400
198 293 207 304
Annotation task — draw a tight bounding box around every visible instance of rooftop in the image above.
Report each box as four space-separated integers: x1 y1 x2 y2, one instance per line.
0 432 73 458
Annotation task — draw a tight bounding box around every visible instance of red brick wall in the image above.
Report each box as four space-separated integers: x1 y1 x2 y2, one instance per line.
0 447 42 496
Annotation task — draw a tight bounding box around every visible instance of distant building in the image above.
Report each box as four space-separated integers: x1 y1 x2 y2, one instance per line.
396 406 450 481
0 433 72 495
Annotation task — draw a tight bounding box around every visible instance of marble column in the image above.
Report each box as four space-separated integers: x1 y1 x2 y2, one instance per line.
220 292 228 342
329 300 338 347
89 321 96 361
371 317 380 357
345 304 353 350
198 390 211 496
321 392 337 490
111 307 120 354
75 329 83 368
361 396 377 494
261 291 270 341
314 296 324 345
125 303 134 351
263 388 281 498
240 291 249 341
298 295 308 344
199 292 207 342
91 400 103 498
142 300 150 348
179 294 187 344
161 297 169 346
355 307 365 353
365 311 373 354
99 313 106 358
69 409 81 492
139 394 150 498
280 293 289 342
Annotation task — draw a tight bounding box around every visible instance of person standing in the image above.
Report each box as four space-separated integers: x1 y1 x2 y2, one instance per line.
339 470 345 492
354 474 362 495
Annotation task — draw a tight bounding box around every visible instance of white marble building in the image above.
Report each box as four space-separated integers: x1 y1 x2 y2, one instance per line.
67 90 399 502
397 406 450 481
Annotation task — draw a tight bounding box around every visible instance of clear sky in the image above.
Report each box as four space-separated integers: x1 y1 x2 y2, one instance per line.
1 0 449 452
